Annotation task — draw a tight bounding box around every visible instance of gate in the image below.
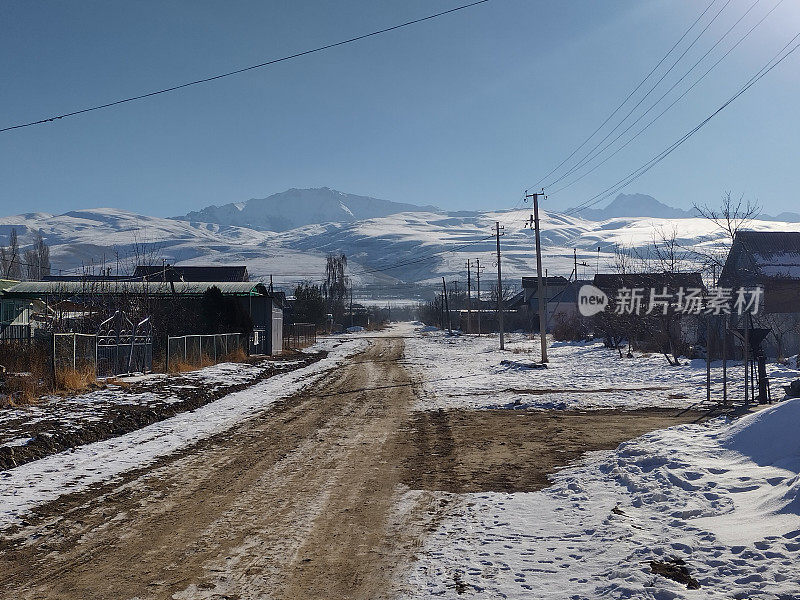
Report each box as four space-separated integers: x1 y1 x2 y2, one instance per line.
96 312 153 377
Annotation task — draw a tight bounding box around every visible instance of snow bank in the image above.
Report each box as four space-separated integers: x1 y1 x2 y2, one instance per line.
0 338 367 530
406 403 800 599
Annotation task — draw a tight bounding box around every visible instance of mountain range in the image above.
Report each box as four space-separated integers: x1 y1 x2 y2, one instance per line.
1 188 799 293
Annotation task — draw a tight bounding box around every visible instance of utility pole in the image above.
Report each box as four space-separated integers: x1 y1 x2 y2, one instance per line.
525 191 548 363
466 260 472 334
475 258 484 336
350 285 354 327
494 221 505 350
442 277 452 334
573 248 578 281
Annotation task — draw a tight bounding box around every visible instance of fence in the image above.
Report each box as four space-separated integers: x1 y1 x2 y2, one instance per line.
283 323 317 349
53 333 99 375
97 314 153 377
0 324 33 341
166 333 245 371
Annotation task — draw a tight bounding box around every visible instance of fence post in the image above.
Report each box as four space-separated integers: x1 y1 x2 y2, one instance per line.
72 334 76 372
165 334 170 373
184 336 187 363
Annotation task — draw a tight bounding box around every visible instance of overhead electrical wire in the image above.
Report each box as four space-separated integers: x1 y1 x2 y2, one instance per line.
522 0 718 194
549 0 784 196
562 31 800 217
541 0 735 191
0 0 491 134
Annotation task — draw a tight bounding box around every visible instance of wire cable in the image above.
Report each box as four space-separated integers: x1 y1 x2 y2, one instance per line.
562 31 800 217
549 0 783 196
522 0 718 193
542 0 735 190
0 0 491 134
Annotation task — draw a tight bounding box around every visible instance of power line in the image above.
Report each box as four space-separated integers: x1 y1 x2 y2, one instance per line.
522 0 718 193
550 0 783 196
542 0 735 190
0 0 492 134
562 31 800 217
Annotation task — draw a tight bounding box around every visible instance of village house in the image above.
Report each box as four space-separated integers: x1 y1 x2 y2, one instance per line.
718 230 800 359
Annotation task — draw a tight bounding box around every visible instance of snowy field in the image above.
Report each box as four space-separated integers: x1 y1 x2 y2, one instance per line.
403 324 800 411
404 401 800 599
0 337 366 530
399 322 800 599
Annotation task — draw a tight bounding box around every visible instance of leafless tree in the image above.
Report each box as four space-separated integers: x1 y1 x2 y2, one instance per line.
23 232 51 280
693 191 762 279
649 225 691 273
323 253 348 323
0 228 22 280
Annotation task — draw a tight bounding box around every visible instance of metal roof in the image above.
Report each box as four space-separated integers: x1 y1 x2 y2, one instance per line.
0 279 20 293
2 280 270 298
734 231 800 256
133 265 249 282
594 272 704 290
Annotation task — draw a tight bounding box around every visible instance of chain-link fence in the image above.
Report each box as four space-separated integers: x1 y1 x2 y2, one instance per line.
53 333 98 375
283 323 317 349
166 333 245 372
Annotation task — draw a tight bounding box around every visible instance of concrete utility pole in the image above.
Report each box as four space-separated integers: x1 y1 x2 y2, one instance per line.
525 191 548 363
494 221 505 350
475 258 484 336
442 277 452 334
466 260 472 334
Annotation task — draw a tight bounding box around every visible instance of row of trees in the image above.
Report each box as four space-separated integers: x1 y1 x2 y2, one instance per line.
1 229 51 280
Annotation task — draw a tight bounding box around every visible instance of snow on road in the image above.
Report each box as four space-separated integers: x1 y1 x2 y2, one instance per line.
0 337 367 530
403 325 800 411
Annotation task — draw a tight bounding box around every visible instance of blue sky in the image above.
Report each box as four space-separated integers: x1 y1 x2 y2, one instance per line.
0 0 797 217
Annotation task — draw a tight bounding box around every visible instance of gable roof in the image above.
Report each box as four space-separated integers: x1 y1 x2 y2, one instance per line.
521 276 570 288
3 280 271 298
594 272 704 291
133 265 249 282
720 231 800 284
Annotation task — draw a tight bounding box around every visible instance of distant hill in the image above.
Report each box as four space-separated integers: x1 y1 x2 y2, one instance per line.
576 192 800 222
176 187 440 232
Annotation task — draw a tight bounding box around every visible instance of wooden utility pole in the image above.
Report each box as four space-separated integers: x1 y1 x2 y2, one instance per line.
475 258 484 336
495 222 505 350
525 191 548 363
442 277 452 334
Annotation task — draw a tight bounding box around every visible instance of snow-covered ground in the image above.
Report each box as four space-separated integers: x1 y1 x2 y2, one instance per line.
0 337 367 530
401 323 800 599
404 401 800 599
403 325 800 411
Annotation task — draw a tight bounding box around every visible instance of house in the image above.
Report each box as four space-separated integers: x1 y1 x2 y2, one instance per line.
521 275 570 309
133 265 249 282
546 279 594 328
592 272 706 349
718 230 800 358
0 280 283 355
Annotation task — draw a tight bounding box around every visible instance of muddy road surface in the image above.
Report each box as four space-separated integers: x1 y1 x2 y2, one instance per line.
0 337 704 599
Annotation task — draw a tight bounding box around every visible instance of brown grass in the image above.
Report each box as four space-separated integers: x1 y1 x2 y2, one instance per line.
168 354 216 374
221 347 248 363
3 374 40 405
55 367 97 394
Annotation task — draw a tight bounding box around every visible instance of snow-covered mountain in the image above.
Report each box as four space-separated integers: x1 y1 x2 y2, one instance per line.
4 201 800 293
178 187 440 232
578 193 696 220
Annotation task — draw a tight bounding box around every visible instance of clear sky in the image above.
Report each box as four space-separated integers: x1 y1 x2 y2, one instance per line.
0 0 797 218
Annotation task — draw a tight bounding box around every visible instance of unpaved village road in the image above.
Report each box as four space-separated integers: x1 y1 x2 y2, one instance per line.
0 338 704 599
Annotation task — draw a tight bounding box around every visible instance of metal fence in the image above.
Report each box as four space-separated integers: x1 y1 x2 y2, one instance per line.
53 333 99 375
166 333 245 371
96 313 153 377
283 323 317 349
0 324 34 342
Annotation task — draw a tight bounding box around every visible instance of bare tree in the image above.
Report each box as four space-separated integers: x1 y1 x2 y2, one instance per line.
0 228 22 280
23 232 51 280
649 225 690 273
323 253 348 323
693 191 762 278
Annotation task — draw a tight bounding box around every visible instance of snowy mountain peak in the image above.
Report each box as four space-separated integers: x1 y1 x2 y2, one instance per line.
177 187 440 232
577 193 694 221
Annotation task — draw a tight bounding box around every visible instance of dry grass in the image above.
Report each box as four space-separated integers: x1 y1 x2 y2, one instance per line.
168 354 216 374
55 367 97 394
3 374 40 405
221 347 248 363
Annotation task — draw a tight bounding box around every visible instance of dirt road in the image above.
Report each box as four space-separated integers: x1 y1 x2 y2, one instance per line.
0 337 704 599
